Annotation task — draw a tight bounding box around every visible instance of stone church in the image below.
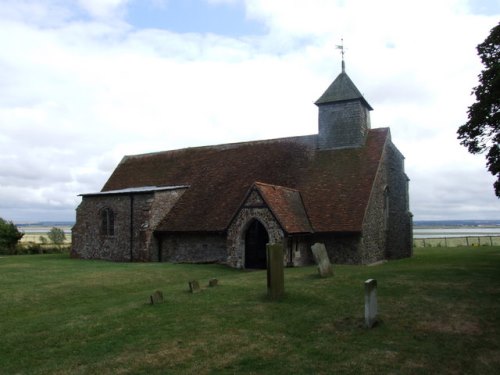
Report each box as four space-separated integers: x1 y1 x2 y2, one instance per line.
72 64 413 267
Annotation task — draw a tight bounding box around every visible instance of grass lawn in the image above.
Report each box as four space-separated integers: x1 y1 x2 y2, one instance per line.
1 247 499 374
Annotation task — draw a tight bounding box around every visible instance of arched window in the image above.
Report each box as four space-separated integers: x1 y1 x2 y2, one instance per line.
100 208 114 236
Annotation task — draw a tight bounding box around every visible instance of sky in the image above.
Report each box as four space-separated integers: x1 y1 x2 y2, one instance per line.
0 0 499 223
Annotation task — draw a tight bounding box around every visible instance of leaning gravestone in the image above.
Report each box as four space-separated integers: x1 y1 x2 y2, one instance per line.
364 279 378 328
266 243 285 300
150 290 164 305
311 243 333 277
208 278 218 287
188 280 201 293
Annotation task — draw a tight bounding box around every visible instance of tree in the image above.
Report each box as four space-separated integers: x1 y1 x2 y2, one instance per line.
0 218 24 254
457 22 500 197
48 227 66 245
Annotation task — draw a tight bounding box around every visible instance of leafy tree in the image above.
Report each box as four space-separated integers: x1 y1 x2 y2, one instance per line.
457 22 500 197
48 227 66 245
0 218 24 254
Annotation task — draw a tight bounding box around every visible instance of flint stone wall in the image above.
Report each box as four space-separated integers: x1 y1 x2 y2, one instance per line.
361 139 412 263
226 188 284 268
384 141 413 259
159 233 227 264
311 233 362 264
227 206 284 268
71 188 185 261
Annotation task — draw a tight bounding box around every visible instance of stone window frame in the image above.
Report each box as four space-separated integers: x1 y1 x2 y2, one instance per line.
100 207 115 236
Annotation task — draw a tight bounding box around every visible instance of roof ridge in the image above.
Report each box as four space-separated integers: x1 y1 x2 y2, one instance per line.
123 134 318 160
253 181 301 193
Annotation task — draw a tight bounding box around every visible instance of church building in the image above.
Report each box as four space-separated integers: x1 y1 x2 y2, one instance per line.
71 64 413 267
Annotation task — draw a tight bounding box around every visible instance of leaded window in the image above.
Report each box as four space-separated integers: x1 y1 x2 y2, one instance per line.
100 208 114 236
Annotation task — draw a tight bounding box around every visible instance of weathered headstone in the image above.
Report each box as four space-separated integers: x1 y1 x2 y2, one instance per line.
364 279 378 328
311 243 333 277
188 280 201 293
266 243 285 300
208 278 218 287
150 290 164 305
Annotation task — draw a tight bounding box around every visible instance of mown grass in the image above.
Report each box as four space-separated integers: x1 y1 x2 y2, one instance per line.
1 247 499 374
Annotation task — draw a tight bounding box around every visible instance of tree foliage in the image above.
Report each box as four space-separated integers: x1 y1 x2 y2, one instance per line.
457 22 500 197
0 218 24 254
48 227 66 245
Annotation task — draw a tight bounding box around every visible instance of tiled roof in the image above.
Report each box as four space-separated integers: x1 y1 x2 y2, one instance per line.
253 182 313 234
315 71 373 110
101 129 389 233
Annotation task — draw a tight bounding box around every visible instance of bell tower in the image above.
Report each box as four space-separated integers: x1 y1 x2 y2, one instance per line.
315 45 373 149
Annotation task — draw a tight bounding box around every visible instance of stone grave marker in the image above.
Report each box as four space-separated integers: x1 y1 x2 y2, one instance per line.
364 279 378 328
150 290 164 305
311 243 333 277
189 280 201 293
208 278 218 287
266 243 285 300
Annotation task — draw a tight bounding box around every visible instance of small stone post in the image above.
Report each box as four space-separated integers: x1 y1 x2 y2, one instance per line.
364 279 378 328
311 242 333 277
266 243 285 300
149 290 164 305
188 280 201 293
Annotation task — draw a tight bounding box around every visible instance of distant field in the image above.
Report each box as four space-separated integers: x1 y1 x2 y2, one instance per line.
19 226 72 244
414 236 500 247
413 226 500 247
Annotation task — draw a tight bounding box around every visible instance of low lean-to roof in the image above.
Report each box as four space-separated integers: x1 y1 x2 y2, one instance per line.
80 185 188 197
252 182 313 234
101 128 390 233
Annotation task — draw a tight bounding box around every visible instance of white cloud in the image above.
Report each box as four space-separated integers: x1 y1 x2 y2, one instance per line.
0 0 499 222
77 0 129 19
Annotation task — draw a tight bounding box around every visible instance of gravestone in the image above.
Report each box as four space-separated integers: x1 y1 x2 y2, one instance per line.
150 290 164 305
208 278 218 287
364 279 378 328
266 243 285 300
311 243 333 277
188 280 201 293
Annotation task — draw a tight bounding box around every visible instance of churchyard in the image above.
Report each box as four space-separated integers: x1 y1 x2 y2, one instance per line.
1 246 499 374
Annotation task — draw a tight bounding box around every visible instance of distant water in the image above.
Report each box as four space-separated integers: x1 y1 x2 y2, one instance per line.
413 219 500 238
414 219 500 227
414 227 500 238
18 225 72 234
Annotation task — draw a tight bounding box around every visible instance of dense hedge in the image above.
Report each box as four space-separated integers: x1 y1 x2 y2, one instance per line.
13 243 70 255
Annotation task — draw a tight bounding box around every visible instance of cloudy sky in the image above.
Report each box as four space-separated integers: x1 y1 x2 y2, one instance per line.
0 0 499 223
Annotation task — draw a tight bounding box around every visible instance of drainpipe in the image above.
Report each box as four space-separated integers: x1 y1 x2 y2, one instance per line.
130 194 134 262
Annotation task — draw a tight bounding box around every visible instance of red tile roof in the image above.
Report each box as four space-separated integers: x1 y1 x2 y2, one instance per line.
253 182 313 234
101 129 389 233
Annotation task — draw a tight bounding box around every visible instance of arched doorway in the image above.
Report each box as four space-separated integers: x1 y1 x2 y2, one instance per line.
245 219 269 269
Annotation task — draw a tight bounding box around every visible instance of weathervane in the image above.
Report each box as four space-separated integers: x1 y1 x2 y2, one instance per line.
336 38 345 72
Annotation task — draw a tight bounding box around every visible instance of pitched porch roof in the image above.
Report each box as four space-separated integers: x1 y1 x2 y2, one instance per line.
252 182 313 235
